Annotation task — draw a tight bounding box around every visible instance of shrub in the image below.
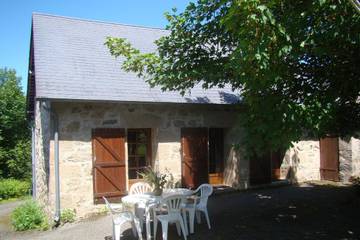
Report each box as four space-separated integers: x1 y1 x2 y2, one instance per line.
0 179 31 200
61 208 76 224
349 176 360 185
11 200 49 231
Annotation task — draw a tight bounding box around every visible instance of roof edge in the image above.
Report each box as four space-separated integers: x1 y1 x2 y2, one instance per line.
32 12 168 31
34 97 241 106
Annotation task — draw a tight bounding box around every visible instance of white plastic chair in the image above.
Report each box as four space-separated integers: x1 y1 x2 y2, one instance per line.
153 195 188 240
103 196 142 240
129 182 153 230
194 184 213 231
181 196 197 234
129 182 153 195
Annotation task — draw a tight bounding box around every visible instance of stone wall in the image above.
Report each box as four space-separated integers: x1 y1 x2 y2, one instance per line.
34 100 52 214
280 140 320 182
352 137 360 177
223 128 249 189
44 102 245 218
339 138 352 182
35 100 360 218
280 137 360 183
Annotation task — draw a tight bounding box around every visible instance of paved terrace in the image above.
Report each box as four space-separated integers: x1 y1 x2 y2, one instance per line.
2 182 359 240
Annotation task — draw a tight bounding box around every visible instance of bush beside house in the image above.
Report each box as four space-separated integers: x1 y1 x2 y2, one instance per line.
11 200 49 231
0 179 31 200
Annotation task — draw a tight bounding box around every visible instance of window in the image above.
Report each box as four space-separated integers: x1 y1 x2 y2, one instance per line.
127 129 151 179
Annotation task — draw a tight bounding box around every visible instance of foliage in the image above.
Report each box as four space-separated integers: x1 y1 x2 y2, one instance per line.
164 169 181 189
0 179 31 200
349 176 360 194
138 167 167 191
0 68 31 179
60 208 76 224
349 176 360 185
11 200 49 231
106 0 360 155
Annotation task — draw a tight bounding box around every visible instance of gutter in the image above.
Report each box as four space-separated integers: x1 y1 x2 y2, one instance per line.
52 109 61 224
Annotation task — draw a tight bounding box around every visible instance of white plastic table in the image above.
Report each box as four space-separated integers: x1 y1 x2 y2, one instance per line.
121 188 193 240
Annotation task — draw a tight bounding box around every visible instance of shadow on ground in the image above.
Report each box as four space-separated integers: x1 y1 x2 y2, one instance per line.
121 183 360 240
3 183 360 240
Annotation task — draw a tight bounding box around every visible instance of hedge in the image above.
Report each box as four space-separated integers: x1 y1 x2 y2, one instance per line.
0 179 31 200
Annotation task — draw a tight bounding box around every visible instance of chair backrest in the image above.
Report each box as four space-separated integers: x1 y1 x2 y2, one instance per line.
103 196 134 223
194 184 213 207
161 195 185 214
129 182 152 195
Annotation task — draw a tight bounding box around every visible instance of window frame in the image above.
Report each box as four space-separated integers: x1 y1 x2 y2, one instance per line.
127 128 152 180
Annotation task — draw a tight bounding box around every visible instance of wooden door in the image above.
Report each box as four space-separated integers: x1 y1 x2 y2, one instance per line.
320 137 339 181
181 128 209 189
250 153 272 185
92 128 126 203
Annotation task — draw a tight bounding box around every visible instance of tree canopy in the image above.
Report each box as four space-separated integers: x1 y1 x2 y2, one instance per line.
106 0 360 154
0 68 31 179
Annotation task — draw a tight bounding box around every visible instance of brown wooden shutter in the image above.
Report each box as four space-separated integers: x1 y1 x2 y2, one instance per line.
181 128 209 189
209 128 224 185
250 152 272 185
271 151 283 181
92 128 126 203
320 137 339 181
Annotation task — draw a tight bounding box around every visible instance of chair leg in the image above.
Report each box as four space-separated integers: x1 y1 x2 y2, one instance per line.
145 209 152 240
153 216 158 240
175 222 181 236
182 210 188 235
196 211 201 224
178 217 187 240
204 209 211 229
161 220 169 240
189 209 195 234
113 223 121 240
131 221 137 237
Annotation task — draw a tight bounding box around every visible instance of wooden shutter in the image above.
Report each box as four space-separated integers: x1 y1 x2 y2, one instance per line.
209 128 224 184
250 152 272 185
181 128 209 189
92 128 126 203
271 151 282 180
320 137 339 181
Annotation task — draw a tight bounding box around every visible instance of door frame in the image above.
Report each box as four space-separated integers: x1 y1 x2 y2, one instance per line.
126 128 152 189
180 127 225 188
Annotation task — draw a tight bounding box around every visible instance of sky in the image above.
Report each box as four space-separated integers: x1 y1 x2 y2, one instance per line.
0 0 191 92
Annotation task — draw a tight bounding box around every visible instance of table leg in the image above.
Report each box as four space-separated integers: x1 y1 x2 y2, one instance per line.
146 207 152 240
134 217 143 240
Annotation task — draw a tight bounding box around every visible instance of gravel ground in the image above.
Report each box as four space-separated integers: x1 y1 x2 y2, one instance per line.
1 182 359 240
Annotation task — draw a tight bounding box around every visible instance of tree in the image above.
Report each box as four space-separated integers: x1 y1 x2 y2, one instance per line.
106 0 360 154
0 68 31 179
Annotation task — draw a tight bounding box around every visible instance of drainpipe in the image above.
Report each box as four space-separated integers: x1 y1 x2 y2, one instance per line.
52 110 61 224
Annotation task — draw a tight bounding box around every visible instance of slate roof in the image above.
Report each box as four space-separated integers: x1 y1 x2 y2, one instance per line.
29 13 240 105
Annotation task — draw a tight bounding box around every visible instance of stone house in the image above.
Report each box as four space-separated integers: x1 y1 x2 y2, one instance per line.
27 13 360 219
